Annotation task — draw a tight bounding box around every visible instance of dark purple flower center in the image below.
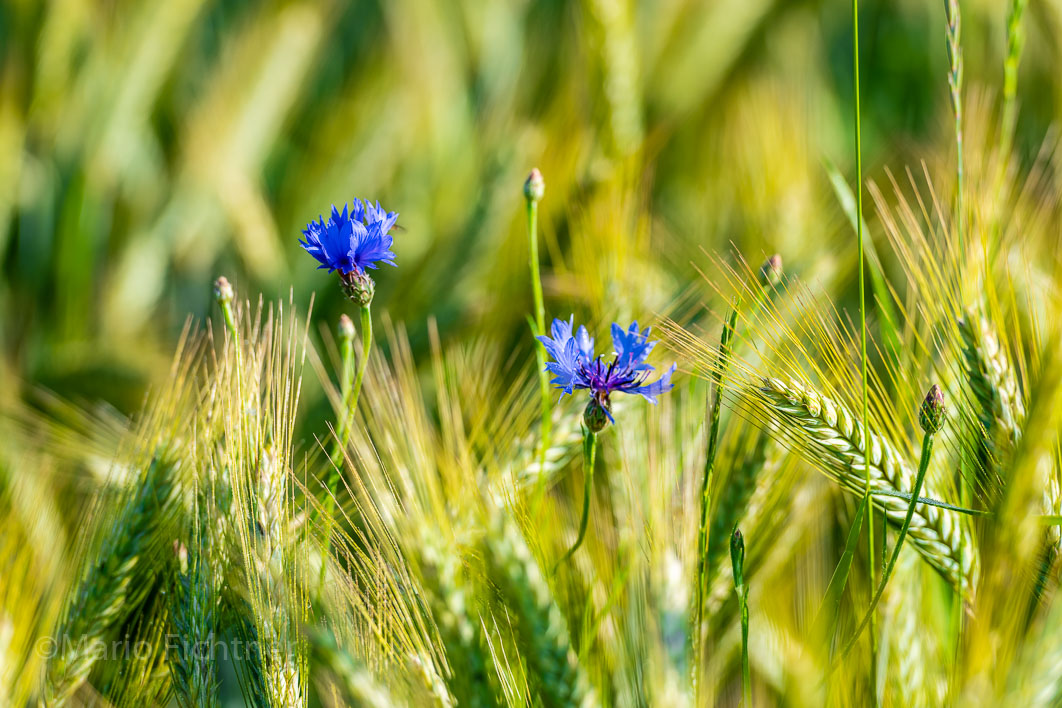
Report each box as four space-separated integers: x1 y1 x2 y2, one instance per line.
578 354 650 400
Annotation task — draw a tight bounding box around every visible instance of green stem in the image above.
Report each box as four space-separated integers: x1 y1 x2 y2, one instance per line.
320 305 373 593
842 431 936 658
692 305 739 693
528 198 552 485
554 428 596 572
334 330 355 448
217 294 245 453
851 0 877 684
349 306 373 419
220 302 239 346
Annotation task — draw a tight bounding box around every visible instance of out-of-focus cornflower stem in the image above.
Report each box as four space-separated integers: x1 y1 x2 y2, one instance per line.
553 424 597 572
525 169 552 485
841 385 946 659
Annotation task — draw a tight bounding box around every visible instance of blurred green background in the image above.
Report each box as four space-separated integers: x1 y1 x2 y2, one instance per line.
2 0 1059 415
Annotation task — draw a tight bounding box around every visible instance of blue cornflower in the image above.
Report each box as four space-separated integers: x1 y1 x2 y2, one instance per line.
299 200 398 304
537 316 676 429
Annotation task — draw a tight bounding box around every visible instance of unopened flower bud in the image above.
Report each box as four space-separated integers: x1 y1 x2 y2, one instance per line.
584 396 611 433
524 168 545 203
760 254 783 286
341 270 375 307
730 527 745 588
919 384 946 434
337 313 355 341
213 276 234 305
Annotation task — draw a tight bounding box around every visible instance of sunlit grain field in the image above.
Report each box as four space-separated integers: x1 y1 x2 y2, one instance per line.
2 0 1062 705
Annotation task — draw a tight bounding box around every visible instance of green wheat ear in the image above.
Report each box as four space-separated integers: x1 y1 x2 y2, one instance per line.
483 507 595 708
416 529 499 708
753 377 978 595
168 492 221 708
307 626 395 707
44 454 180 706
958 311 1025 465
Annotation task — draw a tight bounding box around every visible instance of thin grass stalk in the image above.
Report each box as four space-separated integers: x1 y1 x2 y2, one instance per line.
554 428 597 572
693 305 738 693
850 0 878 682
943 1 968 677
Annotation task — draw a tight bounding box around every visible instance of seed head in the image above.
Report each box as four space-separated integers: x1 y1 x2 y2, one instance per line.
730 527 745 588
584 396 611 433
337 313 355 341
760 254 783 286
524 168 545 203
340 270 375 307
213 276 234 305
919 384 947 435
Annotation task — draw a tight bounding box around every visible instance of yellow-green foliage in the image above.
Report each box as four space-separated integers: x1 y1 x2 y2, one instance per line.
3 1 1062 706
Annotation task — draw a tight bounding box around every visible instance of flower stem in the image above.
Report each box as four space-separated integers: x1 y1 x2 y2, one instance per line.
327 305 373 481
527 194 552 481
348 305 373 426
334 323 355 448
841 430 936 658
554 428 596 572
320 304 373 594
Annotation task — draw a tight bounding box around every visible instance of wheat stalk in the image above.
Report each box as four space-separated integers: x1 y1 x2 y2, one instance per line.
958 311 1025 458
43 454 179 705
168 527 220 707
958 312 1060 551
417 530 498 708
307 627 397 707
752 377 978 594
483 507 596 708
